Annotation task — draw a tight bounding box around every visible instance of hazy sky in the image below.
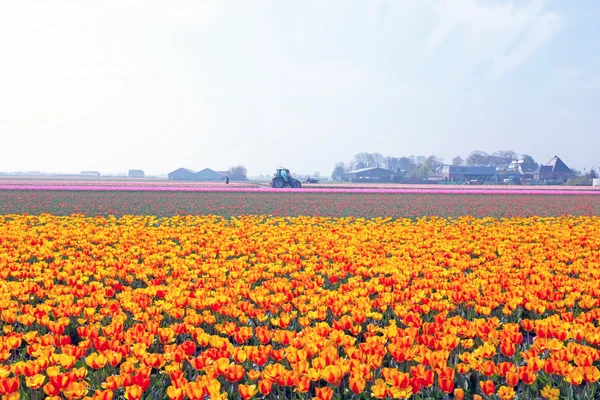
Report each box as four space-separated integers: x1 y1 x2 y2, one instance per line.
1 0 599 176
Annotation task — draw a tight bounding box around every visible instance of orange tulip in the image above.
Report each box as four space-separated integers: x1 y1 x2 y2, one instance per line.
541 386 560 400
63 382 88 400
23 362 42 377
258 379 273 395
0 377 20 394
497 386 515 400
438 377 454 394
454 388 465 400
480 380 495 396
49 374 71 391
224 364 245 382
565 367 584 386
184 381 206 400
85 353 107 369
506 371 519 387
43 382 61 397
518 366 537 385
91 390 114 400
105 351 123 367
371 379 388 399
315 386 334 400
527 357 545 372
583 366 600 383
125 385 144 400
166 386 184 400
238 384 258 400
349 374 366 394
321 365 343 385
479 360 496 377
500 341 515 357
294 375 311 393
25 374 46 390
143 353 166 369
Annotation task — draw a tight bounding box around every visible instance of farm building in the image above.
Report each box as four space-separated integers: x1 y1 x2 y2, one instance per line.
534 156 572 183
439 165 498 183
342 167 394 182
80 171 100 177
194 168 223 181
168 168 196 180
168 167 225 181
499 160 539 182
128 169 145 178
506 160 538 175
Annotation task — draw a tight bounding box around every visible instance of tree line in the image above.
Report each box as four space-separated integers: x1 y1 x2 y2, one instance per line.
332 150 538 179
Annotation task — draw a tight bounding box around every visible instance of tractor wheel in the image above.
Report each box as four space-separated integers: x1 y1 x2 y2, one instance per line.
291 180 301 188
272 177 285 188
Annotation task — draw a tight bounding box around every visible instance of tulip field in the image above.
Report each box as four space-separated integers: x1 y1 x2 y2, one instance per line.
1 189 600 218
1 187 600 400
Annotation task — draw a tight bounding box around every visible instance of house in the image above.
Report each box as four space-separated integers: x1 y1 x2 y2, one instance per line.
194 168 223 181
534 156 572 183
506 160 538 175
168 168 196 180
440 165 497 182
342 167 394 182
499 160 539 182
128 169 145 178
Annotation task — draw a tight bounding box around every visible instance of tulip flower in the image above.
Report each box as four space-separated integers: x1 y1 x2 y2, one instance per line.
238 384 258 400
124 385 144 400
497 386 516 400
315 387 333 400
480 380 496 396
25 374 46 390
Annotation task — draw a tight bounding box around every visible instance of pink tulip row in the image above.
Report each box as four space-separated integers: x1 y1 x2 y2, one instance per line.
1 184 599 195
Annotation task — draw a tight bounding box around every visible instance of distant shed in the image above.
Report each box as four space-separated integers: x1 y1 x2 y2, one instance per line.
128 169 145 178
80 171 100 177
342 167 394 182
194 168 223 181
168 168 196 180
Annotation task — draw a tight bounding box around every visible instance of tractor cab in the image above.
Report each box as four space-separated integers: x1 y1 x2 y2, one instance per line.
275 168 291 181
271 168 301 188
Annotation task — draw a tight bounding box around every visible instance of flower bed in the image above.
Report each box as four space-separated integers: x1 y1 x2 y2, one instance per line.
1 215 599 399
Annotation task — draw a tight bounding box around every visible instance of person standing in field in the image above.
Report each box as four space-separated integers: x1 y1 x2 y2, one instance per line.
225 176 230 184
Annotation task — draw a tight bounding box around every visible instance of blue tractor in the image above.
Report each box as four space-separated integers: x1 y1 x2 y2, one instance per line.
271 168 302 188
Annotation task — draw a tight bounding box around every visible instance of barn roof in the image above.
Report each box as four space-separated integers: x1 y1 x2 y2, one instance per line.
170 168 196 174
544 156 571 173
195 168 222 176
345 167 391 174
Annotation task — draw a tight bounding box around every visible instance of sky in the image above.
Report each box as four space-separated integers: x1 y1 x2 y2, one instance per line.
1 0 600 177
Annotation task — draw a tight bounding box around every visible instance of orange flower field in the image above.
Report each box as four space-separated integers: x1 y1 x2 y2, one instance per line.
1 214 600 399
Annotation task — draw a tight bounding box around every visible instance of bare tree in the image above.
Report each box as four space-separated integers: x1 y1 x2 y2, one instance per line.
412 155 426 169
371 153 385 168
398 157 414 171
353 152 374 169
424 155 444 173
229 165 248 180
492 150 518 165
466 151 491 166
452 156 464 166
384 157 401 172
